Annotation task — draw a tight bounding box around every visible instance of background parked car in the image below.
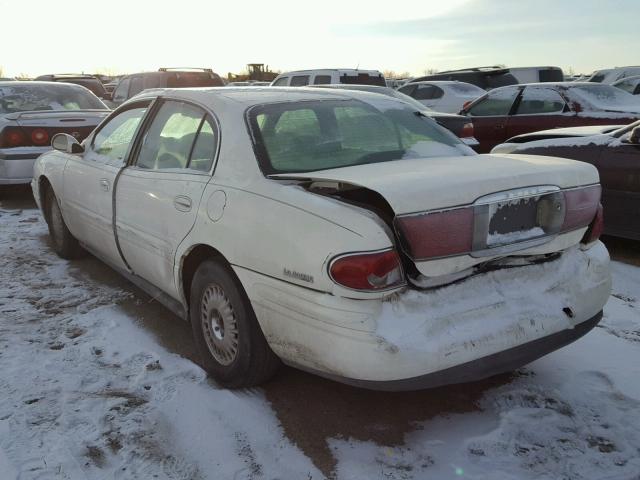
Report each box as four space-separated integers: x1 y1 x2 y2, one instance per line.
271 69 386 87
397 81 485 114
460 82 640 152
588 66 640 84
34 74 108 99
508 66 564 83
612 75 640 95
0 81 109 185
492 121 640 240
105 68 224 108
408 66 518 90
312 83 478 145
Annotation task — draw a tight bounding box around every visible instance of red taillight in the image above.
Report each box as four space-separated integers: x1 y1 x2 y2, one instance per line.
395 207 474 260
31 128 49 146
562 185 601 231
329 250 404 291
582 203 604 244
460 122 474 138
0 127 26 148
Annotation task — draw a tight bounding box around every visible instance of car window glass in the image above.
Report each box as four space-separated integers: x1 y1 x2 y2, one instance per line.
468 87 519 116
313 75 332 85
251 99 474 174
136 101 204 170
516 87 566 115
290 75 310 87
397 84 416 96
113 78 130 102
272 77 289 86
413 85 435 100
129 76 144 97
92 107 147 165
615 80 636 94
431 86 444 99
188 117 217 172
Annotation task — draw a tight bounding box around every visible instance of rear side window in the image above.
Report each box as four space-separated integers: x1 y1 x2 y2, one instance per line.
538 69 564 83
272 77 289 86
468 87 520 116
339 73 386 87
397 84 417 96
515 87 566 115
313 75 332 85
135 100 216 171
290 75 310 86
413 85 443 100
615 79 638 94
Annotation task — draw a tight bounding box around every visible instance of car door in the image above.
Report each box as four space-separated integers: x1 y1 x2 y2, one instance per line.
465 86 521 152
62 102 150 269
506 86 572 139
115 98 218 300
595 131 640 239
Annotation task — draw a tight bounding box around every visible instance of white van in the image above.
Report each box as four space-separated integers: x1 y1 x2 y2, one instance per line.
508 66 564 84
271 69 386 87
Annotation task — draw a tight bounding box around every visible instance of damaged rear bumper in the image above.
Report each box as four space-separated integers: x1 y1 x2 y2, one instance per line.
234 241 611 391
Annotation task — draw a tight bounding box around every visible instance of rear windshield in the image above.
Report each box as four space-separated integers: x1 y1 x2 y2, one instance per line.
248 98 474 174
0 83 107 113
447 82 485 95
166 72 224 88
569 84 640 110
339 73 386 87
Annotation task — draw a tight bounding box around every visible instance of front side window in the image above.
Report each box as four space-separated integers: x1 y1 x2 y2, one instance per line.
468 87 520 116
413 85 436 100
397 84 417 96
92 107 147 164
272 77 289 86
515 87 566 115
290 75 310 87
249 99 474 174
135 100 215 171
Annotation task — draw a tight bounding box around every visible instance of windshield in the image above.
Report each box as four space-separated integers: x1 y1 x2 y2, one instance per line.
249 98 474 174
448 82 485 95
569 84 640 110
0 83 107 113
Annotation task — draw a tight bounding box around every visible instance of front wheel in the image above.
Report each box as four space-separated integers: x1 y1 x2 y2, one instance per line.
45 188 83 259
190 260 280 388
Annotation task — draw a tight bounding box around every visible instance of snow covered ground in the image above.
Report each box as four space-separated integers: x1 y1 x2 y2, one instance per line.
1 189 639 480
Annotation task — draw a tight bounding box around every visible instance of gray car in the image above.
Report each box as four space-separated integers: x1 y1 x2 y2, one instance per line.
0 81 109 185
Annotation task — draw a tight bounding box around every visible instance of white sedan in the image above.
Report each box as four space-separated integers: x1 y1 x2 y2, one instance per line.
397 81 486 113
32 87 611 390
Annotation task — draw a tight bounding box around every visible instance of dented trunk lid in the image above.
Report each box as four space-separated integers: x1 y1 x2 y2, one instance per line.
272 154 600 280
271 154 599 215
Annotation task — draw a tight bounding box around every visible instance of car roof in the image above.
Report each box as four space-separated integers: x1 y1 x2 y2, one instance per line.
0 80 93 89
404 80 477 86
134 86 404 109
276 69 382 76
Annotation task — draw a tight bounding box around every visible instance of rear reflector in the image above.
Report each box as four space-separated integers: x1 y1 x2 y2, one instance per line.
395 207 474 260
562 185 601 231
0 127 27 148
329 249 404 291
582 203 604 244
460 122 474 138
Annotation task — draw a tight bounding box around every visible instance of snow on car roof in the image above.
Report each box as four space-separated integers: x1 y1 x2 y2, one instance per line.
134 86 408 108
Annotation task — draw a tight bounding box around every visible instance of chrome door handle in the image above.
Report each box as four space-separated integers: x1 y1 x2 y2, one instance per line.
173 195 192 212
100 179 110 191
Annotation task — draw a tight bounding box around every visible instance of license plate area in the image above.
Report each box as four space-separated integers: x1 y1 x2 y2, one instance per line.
472 186 565 256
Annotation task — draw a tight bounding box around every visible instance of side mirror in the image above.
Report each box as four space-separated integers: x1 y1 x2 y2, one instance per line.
629 126 640 144
52 133 85 154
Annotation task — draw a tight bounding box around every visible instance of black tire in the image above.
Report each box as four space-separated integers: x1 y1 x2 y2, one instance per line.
45 188 83 259
190 259 280 388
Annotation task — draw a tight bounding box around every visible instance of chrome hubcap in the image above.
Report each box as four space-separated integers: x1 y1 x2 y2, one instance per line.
200 284 238 366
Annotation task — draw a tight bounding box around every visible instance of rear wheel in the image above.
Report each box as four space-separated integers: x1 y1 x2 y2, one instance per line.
45 188 82 259
190 260 280 388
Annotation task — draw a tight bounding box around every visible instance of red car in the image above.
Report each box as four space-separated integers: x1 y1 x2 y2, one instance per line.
461 82 640 152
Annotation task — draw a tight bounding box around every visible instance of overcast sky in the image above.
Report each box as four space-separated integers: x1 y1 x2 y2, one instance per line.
1 0 635 78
